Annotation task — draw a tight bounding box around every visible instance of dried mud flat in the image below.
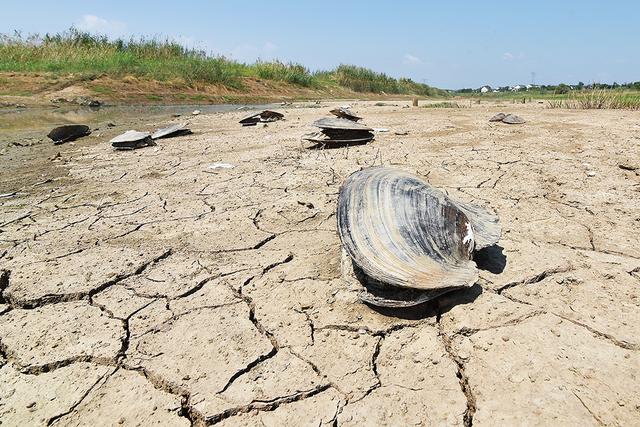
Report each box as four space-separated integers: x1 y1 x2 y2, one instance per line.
1 101 639 426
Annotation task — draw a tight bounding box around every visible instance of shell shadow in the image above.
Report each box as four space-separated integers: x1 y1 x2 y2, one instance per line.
434 283 484 317
367 299 440 320
305 140 370 150
473 244 507 274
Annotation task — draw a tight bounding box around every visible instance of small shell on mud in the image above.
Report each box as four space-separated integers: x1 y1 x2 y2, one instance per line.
239 110 284 126
47 125 91 144
329 107 362 122
489 112 506 122
337 167 501 307
502 114 525 124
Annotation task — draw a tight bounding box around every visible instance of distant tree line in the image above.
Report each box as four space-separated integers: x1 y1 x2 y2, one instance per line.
456 81 640 94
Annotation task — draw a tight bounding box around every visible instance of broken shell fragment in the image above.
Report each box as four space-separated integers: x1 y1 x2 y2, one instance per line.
502 114 525 124
329 107 362 121
47 125 91 144
337 167 501 307
109 130 156 150
239 110 284 126
151 122 192 139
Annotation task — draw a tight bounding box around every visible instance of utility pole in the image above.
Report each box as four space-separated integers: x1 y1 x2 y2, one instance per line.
531 72 536 86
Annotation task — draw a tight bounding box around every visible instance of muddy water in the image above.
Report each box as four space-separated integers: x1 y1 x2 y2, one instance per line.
0 103 279 192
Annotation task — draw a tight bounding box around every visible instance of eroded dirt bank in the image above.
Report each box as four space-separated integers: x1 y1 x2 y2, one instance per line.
1 101 639 425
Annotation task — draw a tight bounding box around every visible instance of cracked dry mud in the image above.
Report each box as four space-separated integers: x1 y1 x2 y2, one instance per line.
1 101 639 426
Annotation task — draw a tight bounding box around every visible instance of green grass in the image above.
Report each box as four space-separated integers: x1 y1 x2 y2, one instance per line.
315 65 447 96
423 101 464 108
0 29 446 96
91 84 115 95
252 60 315 87
546 90 640 110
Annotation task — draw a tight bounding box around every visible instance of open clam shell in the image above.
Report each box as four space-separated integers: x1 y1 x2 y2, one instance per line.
239 110 284 126
151 122 192 139
110 130 155 150
337 167 501 307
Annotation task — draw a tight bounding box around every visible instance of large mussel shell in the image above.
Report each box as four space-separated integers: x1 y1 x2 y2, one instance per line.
337 167 501 307
47 125 91 144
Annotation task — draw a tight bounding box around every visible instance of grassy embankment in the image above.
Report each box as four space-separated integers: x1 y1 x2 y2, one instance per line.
0 29 448 104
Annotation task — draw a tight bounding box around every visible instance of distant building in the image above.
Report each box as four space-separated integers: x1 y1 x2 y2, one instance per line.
480 86 491 93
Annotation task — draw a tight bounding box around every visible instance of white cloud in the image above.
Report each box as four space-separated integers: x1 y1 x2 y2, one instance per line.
263 41 278 52
231 42 280 62
76 15 126 36
403 54 422 65
502 52 525 61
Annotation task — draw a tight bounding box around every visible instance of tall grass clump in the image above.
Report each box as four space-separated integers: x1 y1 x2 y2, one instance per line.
547 90 640 110
252 60 314 87
333 65 400 93
330 65 447 96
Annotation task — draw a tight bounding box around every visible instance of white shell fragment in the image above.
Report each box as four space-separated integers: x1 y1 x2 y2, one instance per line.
337 167 501 307
208 163 235 170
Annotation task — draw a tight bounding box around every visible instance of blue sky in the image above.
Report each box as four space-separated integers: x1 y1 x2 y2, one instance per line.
1 0 638 89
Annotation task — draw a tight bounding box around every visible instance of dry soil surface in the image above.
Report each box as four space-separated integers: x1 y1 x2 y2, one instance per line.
1 101 639 426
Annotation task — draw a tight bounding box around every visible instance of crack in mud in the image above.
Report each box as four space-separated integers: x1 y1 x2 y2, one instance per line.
5 248 173 309
455 310 546 337
551 313 639 351
206 384 332 425
438 329 476 427
572 390 606 426
211 254 295 398
47 366 118 426
496 265 574 294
